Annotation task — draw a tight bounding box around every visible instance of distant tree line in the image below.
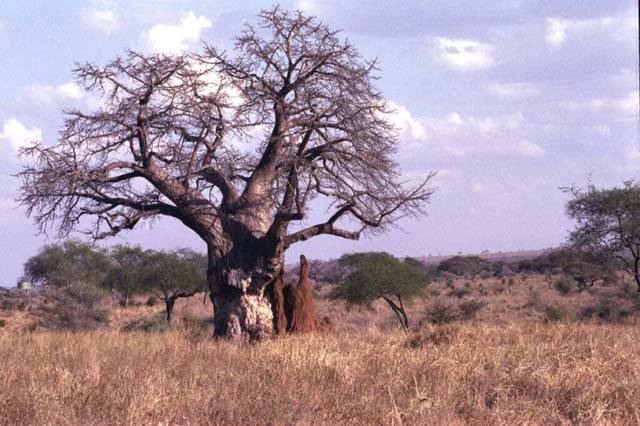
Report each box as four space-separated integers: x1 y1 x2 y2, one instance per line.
22 241 207 327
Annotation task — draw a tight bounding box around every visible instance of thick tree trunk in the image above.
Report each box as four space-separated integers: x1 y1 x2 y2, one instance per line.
212 288 274 340
207 235 280 340
204 214 330 339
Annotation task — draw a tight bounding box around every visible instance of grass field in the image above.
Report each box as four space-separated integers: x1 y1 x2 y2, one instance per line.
1 273 640 425
1 323 640 425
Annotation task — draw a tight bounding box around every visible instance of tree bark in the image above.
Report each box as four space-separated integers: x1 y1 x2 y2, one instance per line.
165 297 175 327
634 257 640 292
382 296 409 332
207 235 280 340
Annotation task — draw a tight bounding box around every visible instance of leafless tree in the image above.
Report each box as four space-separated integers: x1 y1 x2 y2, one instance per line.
18 7 434 339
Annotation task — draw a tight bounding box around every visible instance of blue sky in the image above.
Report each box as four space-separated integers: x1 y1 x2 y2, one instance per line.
0 1 638 286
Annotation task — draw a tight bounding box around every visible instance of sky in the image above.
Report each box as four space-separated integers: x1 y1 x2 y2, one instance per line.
0 1 638 286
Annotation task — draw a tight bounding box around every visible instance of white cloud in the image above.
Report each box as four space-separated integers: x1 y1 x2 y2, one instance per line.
486 81 538 99
545 9 638 48
0 119 42 153
142 11 212 55
392 104 544 160
80 5 119 35
296 0 317 13
387 101 426 140
513 140 545 158
433 37 495 72
563 90 639 118
22 81 84 106
545 18 568 47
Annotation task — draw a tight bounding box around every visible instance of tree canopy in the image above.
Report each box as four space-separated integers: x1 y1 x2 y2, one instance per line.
103 245 149 306
17 7 433 339
332 252 429 331
23 240 110 287
138 249 207 325
564 181 640 290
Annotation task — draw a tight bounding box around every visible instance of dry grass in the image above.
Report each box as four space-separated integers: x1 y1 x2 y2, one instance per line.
1 323 639 425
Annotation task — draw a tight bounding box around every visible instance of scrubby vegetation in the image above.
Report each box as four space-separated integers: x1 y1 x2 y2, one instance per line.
2 230 639 424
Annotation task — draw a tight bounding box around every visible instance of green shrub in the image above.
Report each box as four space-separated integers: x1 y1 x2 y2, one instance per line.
26 322 38 332
36 283 109 331
427 302 456 324
582 298 630 322
459 299 486 319
448 288 471 299
544 305 568 322
437 256 493 277
618 282 638 300
145 295 159 306
479 270 491 280
426 288 441 298
507 278 514 287
1 299 15 310
554 277 575 295
122 315 168 332
526 287 541 308
90 309 111 324
0 319 6 328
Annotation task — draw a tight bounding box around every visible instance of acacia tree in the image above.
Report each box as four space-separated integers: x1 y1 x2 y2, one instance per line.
103 245 148 307
140 249 207 326
24 240 110 288
18 8 433 339
564 181 640 291
332 252 428 332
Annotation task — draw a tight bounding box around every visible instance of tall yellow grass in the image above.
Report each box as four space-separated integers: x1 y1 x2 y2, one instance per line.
1 323 639 425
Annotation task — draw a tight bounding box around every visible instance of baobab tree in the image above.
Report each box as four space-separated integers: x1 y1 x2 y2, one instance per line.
18 7 434 339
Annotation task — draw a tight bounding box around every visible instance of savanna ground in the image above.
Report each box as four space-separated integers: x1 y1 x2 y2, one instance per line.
1 273 640 425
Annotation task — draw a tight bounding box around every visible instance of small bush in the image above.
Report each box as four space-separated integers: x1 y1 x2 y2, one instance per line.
526 287 541 308
426 288 441 298
90 309 111 324
582 298 630 322
479 270 492 280
26 322 38 333
1 299 15 311
459 299 486 319
544 305 568 322
448 288 471 299
427 302 456 324
445 278 455 289
35 283 109 331
554 277 575 295
0 319 6 328
145 295 159 306
618 282 638 300
122 316 168 332
507 278 514 287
